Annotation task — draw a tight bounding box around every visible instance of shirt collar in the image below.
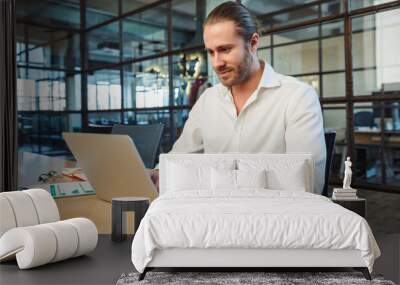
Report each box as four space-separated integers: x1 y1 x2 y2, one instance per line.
258 61 281 89
219 61 281 99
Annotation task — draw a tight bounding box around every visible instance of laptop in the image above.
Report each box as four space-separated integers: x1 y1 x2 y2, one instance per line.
62 132 158 202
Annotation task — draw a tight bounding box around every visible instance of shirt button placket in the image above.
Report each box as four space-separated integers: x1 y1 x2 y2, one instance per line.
235 118 242 152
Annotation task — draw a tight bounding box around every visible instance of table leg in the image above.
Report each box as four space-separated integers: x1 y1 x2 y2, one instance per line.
134 202 149 234
112 203 124 241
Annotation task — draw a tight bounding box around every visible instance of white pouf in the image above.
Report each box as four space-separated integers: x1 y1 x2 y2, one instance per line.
0 189 98 269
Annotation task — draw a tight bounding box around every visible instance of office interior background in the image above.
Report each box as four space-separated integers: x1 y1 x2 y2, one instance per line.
11 0 400 193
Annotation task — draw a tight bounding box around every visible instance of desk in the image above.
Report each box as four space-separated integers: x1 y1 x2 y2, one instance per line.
337 132 400 178
18 151 132 234
354 131 400 147
354 131 400 179
18 151 77 187
334 131 400 148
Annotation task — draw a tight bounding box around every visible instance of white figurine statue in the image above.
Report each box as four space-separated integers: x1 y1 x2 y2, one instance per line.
342 157 353 189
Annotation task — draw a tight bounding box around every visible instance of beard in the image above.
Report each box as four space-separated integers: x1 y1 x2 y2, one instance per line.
216 48 253 87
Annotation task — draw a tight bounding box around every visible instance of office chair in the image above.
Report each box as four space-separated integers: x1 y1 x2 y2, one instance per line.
354 111 374 128
82 125 113 134
111 124 164 168
322 131 336 197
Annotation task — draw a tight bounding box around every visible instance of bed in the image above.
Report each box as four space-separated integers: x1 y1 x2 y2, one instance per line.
131 153 380 280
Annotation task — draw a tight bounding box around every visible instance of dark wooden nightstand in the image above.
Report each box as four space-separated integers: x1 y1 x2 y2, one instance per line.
331 198 366 218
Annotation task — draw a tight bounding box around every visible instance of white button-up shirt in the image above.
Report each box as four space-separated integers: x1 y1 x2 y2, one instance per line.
170 63 326 194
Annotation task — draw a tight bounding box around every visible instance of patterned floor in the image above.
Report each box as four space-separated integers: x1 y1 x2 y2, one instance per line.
117 271 395 285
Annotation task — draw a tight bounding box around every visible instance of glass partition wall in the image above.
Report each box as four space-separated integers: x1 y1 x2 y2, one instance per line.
16 0 400 192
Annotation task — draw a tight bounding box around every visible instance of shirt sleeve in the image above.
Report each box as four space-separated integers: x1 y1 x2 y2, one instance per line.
169 93 205 154
285 86 327 194
153 93 205 170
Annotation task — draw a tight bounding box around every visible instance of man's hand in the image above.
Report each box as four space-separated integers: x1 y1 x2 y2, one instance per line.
148 169 159 193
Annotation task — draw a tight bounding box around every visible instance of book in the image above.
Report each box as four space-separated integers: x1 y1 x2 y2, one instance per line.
332 192 358 199
32 181 95 198
333 192 358 197
333 188 357 193
332 195 359 200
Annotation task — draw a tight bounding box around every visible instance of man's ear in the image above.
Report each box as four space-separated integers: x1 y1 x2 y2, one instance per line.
250 33 259 52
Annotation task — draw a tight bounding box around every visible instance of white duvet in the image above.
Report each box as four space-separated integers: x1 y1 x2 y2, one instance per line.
131 190 380 273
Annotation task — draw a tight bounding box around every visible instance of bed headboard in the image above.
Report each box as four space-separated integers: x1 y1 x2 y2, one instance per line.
159 153 315 195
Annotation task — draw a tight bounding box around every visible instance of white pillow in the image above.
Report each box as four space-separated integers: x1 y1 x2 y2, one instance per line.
167 162 210 191
266 162 307 191
237 169 267 189
237 159 308 192
167 160 235 191
211 168 236 190
211 169 267 190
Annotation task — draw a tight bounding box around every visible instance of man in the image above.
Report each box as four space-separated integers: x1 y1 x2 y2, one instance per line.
150 1 326 193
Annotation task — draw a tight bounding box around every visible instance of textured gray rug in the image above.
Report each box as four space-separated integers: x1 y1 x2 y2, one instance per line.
116 271 396 285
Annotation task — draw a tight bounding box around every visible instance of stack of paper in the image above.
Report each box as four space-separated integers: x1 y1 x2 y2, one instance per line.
332 188 358 200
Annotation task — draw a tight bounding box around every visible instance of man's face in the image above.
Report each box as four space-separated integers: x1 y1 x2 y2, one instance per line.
203 20 253 87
